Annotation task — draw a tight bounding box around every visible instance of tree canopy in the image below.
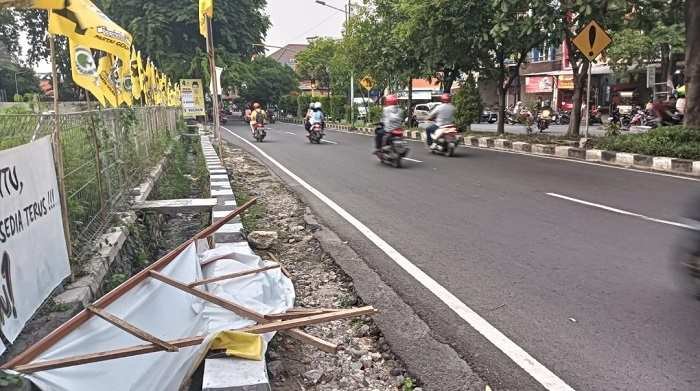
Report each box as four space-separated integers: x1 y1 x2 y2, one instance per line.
225 56 299 106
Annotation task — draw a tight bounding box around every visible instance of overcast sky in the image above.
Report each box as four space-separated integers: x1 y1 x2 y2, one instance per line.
264 0 345 51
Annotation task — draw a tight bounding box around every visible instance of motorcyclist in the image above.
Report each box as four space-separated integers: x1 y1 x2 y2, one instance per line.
425 93 456 149
249 102 267 134
309 102 325 132
375 94 403 153
676 85 686 115
304 102 314 131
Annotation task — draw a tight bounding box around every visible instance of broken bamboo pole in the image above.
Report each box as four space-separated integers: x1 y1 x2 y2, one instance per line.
87 306 179 352
188 264 281 288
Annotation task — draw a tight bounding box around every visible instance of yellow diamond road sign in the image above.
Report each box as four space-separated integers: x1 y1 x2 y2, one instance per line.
360 76 374 91
572 20 612 62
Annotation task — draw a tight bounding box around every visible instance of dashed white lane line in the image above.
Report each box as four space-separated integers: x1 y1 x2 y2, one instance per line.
403 157 423 163
222 126 575 391
284 131 296 135
321 139 338 144
547 192 698 231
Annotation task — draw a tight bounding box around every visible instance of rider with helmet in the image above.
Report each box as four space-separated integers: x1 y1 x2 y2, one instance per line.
249 102 267 134
304 102 315 131
375 94 403 152
426 93 456 149
309 102 325 131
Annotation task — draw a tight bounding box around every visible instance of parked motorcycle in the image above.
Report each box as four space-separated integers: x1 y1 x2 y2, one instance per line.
375 125 409 168
555 111 570 125
430 124 462 157
589 106 603 125
252 123 267 142
308 123 324 144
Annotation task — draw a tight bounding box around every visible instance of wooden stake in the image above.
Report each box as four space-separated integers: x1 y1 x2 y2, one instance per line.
12 307 377 373
2 198 257 369
264 308 339 321
283 329 338 353
86 306 179 352
149 270 266 322
188 264 280 288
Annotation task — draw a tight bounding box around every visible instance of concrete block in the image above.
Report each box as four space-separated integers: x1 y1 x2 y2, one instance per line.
652 157 673 171
494 139 512 149
466 136 479 146
512 142 531 152
567 147 586 159
554 146 571 157
615 152 635 166
532 144 555 155
601 150 617 163
212 189 235 196
633 154 653 167
134 198 218 213
671 158 693 173
97 228 128 261
216 223 244 233
202 358 270 391
693 161 700 176
586 149 602 161
478 137 494 148
54 286 92 308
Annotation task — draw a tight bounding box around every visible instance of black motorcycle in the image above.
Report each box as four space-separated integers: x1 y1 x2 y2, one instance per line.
375 125 409 168
308 123 324 144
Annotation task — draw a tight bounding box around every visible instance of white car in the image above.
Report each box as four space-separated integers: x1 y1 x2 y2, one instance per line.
412 102 441 123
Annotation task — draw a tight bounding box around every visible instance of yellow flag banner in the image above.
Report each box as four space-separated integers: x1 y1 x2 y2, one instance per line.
97 55 118 107
199 0 213 38
67 39 106 106
130 47 142 99
118 57 133 106
136 51 145 97
48 0 132 68
0 0 64 9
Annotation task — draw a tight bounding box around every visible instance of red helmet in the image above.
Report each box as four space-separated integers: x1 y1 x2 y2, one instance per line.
384 94 398 106
440 93 452 103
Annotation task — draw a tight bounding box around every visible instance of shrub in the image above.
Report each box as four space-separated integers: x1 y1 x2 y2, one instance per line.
453 74 482 131
597 126 700 160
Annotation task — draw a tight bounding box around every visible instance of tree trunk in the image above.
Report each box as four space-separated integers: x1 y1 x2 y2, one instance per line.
685 0 700 128
497 86 506 134
407 76 413 127
660 46 671 99
568 61 590 137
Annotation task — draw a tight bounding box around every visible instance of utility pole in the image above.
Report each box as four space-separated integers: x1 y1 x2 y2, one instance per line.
206 15 223 158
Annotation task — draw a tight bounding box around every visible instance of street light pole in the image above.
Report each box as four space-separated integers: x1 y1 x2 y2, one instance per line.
14 70 27 98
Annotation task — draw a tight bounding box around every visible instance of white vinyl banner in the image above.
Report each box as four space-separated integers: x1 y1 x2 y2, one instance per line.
0 137 70 346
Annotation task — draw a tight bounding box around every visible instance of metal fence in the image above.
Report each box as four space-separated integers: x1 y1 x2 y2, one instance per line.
0 106 181 264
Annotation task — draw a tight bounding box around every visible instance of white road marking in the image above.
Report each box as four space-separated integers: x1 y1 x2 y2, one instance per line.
547 193 698 231
403 157 423 163
284 131 296 135
321 139 338 144
223 126 575 391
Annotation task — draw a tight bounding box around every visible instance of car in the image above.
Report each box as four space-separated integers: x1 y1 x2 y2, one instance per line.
480 108 498 123
412 102 441 123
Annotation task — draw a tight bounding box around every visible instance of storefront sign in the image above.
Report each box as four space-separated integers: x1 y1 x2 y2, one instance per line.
558 75 574 90
525 76 553 93
0 137 71 351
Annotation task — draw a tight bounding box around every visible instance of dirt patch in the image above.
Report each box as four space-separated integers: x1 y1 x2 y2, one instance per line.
221 143 419 391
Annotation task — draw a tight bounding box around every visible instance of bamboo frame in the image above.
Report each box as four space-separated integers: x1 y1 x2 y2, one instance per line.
2 198 257 369
13 307 377 373
187 264 280 288
87 306 178 352
283 329 338 353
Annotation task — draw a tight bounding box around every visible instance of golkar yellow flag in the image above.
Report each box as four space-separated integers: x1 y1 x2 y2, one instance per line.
129 47 142 99
118 56 133 106
48 0 132 69
0 0 63 9
67 40 106 106
97 55 118 107
199 0 213 38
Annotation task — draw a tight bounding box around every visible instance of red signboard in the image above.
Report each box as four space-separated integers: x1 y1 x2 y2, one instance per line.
525 76 553 93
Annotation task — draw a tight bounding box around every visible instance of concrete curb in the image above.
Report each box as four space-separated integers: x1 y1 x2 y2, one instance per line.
199 132 271 391
280 119 700 177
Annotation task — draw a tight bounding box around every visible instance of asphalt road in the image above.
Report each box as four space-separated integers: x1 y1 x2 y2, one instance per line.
221 120 700 391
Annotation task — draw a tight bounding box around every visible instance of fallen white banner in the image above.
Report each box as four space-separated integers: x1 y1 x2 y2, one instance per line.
0 137 70 351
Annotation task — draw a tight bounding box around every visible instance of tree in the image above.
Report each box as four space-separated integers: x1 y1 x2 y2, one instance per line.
687 0 700 128
453 74 482 131
296 38 338 92
481 0 559 134
225 56 299 106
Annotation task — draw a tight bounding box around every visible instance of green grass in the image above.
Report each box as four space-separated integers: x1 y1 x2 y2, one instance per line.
597 126 700 160
234 193 265 232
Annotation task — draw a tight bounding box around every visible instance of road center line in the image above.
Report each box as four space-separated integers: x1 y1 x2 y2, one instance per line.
223 126 575 391
403 157 423 163
547 192 698 231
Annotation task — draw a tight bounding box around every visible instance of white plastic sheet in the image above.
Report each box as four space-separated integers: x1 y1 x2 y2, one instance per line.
26 243 294 391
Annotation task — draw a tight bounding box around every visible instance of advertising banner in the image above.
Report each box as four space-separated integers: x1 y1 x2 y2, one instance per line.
180 79 206 118
558 75 575 90
525 76 553 93
0 137 71 349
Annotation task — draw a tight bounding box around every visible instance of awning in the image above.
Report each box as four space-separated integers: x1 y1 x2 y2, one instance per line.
522 64 613 76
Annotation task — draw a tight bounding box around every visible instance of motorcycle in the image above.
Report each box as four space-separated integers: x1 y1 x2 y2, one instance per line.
536 108 554 132
555 111 570 125
375 125 409 168
611 108 632 130
589 106 603 124
252 123 267 142
430 124 462 157
308 123 324 144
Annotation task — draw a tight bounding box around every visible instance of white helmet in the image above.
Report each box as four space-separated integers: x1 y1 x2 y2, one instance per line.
309 103 314 109
314 102 322 109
